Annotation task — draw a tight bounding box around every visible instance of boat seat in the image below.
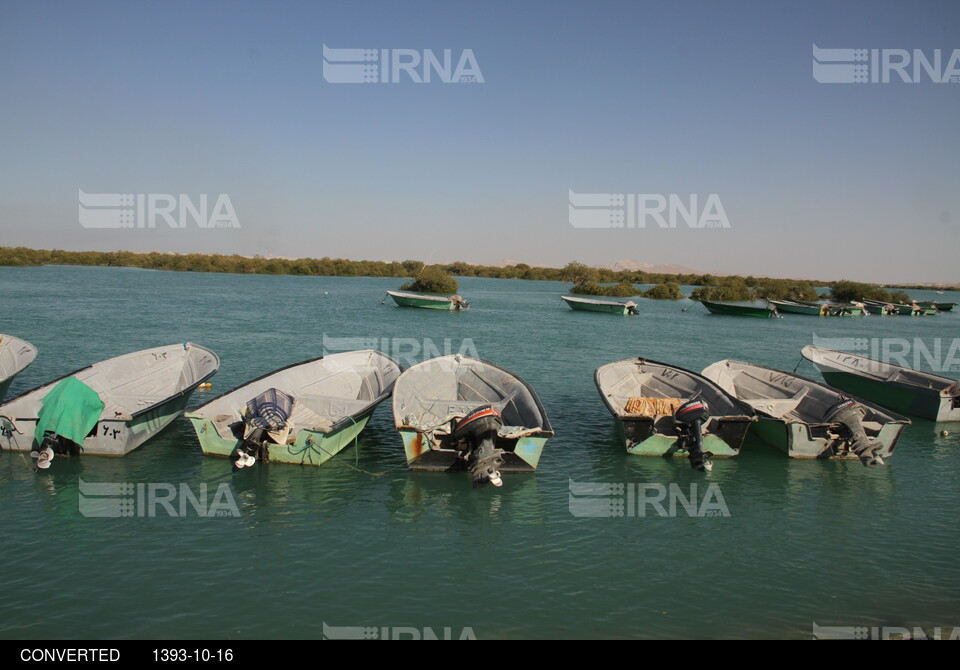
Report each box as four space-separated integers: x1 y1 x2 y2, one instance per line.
294 395 369 429
750 388 807 418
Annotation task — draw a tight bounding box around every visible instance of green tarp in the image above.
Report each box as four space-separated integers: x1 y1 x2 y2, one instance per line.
34 377 104 448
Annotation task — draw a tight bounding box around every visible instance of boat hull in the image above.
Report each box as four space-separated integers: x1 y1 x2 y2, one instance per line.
700 300 778 318
618 417 753 458
748 415 908 460
1 392 196 457
400 429 548 472
387 291 461 310
817 370 959 422
562 296 633 315
189 407 376 466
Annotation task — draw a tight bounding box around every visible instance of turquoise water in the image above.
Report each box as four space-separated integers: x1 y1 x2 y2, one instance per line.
1 265 958 640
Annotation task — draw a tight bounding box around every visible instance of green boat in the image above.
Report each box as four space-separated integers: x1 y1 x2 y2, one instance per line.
562 295 639 315
386 290 469 311
862 299 937 316
392 354 553 488
917 301 957 312
0 334 38 401
702 359 910 465
699 299 781 318
801 345 960 422
766 299 862 316
594 357 755 470
185 350 401 469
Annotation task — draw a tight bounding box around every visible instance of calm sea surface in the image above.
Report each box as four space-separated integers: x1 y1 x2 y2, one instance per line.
1 265 958 639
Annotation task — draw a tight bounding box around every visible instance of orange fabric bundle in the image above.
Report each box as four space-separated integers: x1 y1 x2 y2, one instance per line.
624 397 683 416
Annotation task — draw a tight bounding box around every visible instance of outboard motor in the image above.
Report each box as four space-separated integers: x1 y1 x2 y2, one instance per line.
452 405 504 488
235 388 294 471
450 295 469 311
674 399 713 472
30 432 81 470
625 301 640 315
824 398 884 467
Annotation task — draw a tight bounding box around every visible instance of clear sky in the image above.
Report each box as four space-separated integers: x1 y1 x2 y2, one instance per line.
1 0 958 283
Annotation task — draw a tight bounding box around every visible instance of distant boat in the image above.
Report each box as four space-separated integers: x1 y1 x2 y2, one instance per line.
766 299 861 316
801 345 960 422
861 299 937 316
594 357 755 470
386 290 469 310
917 301 956 312
562 295 639 315
185 350 401 469
699 299 781 318
0 335 38 400
392 355 553 487
702 359 910 465
0 343 219 467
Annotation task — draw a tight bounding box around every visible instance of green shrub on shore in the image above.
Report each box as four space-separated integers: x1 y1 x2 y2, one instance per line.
399 266 459 293
569 281 637 297
643 282 683 300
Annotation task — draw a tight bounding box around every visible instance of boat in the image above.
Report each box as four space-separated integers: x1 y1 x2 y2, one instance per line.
801 345 960 422
185 350 402 469
386 290 469 310
699 299 781 318
0 343 219 467
392 354 553 487
561 295 639 315
862 299 937 316
0 335 38 400
917 301 956 312
594 357 755 470
702 359 910 465
765 299 861 316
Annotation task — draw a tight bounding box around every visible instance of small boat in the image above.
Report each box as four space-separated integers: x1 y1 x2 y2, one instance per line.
702 359 910 465
392 354 553 487
699 299 781 318
766 299 861 316
594 358 755 470
917 301 956 312
801 345 960 422
0 343 219 467
861 299 937 316
386 290 469 310
185 350 401 469
562 295 639 315
0 335 38 400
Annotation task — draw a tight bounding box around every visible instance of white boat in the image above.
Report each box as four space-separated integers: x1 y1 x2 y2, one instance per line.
0 335 38 400
392 355 553 487
0 343 219 467
702 359 910 466
185 350 402 469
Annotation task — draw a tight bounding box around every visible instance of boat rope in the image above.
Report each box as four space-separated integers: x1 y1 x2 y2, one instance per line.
293 415 408 478
792 356 806 374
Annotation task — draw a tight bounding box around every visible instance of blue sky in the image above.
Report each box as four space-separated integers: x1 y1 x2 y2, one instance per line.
1 0 958 282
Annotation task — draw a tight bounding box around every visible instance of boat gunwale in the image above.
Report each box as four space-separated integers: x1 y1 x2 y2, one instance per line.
392 354 554 435
185 349 403 435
